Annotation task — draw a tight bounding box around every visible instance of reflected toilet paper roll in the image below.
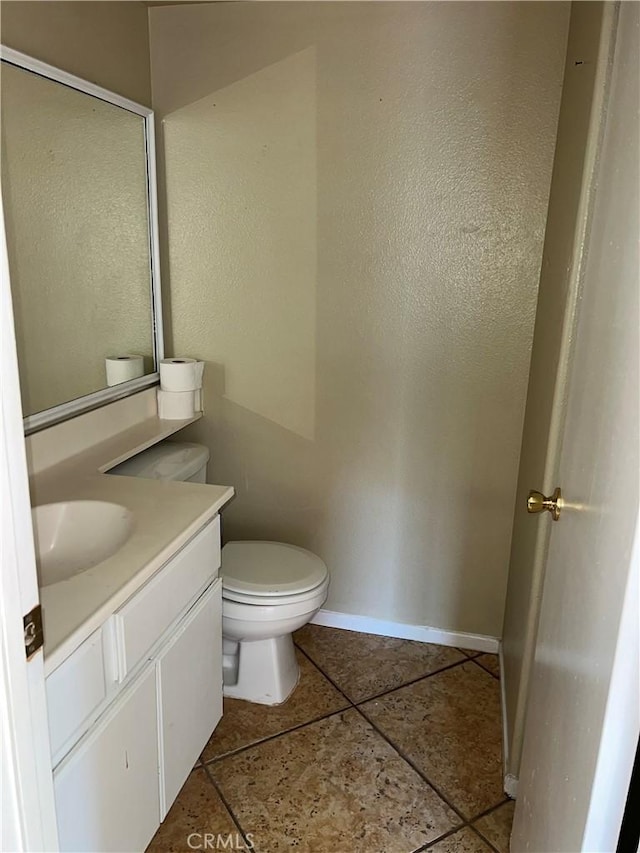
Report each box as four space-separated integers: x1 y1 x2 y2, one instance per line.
157 388 200 420
159 358 204 392
105 355 144 386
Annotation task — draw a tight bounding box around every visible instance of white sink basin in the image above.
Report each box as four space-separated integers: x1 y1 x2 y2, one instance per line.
32 501 134 587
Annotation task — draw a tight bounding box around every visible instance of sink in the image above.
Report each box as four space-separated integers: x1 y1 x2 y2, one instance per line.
32 501 134 586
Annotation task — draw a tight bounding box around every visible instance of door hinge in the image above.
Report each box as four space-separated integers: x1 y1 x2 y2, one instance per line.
24 604 44 660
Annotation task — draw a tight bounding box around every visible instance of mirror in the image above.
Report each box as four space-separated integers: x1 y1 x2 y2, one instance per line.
0 47 163 433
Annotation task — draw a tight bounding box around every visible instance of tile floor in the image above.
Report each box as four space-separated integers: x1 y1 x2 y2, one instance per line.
147 626 514 853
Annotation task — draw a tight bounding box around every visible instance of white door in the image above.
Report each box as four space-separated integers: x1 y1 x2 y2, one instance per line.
1 201 59 848
500 2 616 790
511 5 639 852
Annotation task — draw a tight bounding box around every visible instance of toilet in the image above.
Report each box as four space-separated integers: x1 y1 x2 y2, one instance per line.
110 441 329 705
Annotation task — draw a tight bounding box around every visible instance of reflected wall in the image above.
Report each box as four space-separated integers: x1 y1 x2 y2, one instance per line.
1 62 153 416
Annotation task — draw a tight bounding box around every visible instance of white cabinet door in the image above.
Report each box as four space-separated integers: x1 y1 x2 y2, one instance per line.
54 665 159 853
157 579 223 817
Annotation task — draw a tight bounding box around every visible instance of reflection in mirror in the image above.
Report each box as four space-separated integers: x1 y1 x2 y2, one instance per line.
0 50 162 429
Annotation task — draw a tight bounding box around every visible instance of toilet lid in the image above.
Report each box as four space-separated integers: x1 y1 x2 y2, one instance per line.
221 541 328 597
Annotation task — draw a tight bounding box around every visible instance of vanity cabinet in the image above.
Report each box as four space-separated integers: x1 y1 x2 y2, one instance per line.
48 517 223 853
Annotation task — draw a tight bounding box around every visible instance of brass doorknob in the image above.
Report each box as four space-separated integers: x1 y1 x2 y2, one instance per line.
527 487 562 521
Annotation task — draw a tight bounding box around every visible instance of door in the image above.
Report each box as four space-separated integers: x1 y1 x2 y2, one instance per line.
1 199 58 848
511 5 639 852
500 0 615 788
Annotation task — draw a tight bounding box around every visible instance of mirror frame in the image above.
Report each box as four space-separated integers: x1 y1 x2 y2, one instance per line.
0 46 164 434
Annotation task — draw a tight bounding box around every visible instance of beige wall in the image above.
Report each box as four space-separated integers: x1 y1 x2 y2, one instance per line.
0 1 151 105
150 1 569 637
501 2 609 779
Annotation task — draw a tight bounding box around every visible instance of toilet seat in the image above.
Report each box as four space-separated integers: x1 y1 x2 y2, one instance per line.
221 541 328 599
223 574 330 607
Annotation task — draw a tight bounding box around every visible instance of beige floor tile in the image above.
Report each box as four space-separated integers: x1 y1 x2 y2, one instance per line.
146 769 246 852
475 654 500 678
473 800 515 853
209 708 460 853
360 662 504 819
201 650 349 762
429 827 495 852
295 625 466 702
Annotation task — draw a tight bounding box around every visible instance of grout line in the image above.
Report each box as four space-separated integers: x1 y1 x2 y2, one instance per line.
468 822 503 853
353 657 473 706
416 823 503 853
413 803 508 853
295 637 509 830
355 703 509 830
471 657 501 681
203 703 506 853
417 823 470 851
201 706 351 766
205 701 502 853
201 644 355 767
201 763 253 850
203 646 472 769
204 632 506 849
293 642 357 705
295 640 473 706
413 824 466 853
353 704 468 825
456 647 483 659
469 797 511 822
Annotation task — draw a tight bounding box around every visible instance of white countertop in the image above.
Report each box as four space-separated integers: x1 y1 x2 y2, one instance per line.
31 415 234 676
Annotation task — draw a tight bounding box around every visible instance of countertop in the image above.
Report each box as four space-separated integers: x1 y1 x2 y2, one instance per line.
32 416 234 676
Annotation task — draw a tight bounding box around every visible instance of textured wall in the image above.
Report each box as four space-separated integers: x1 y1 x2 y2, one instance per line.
1 64 153 415
0 1 152 105
150 1 569 636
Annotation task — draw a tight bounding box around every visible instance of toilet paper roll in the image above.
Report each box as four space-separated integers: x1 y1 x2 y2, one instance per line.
157 388 197 420
159 357 204 392
105 355 144 386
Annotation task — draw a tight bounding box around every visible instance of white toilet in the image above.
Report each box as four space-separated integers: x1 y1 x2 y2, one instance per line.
111 441 329 705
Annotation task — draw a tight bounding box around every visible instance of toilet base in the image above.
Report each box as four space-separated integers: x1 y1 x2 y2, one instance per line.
223 634 299 705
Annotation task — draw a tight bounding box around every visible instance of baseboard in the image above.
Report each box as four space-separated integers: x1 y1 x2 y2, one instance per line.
310 609 500 654
499 642 518 799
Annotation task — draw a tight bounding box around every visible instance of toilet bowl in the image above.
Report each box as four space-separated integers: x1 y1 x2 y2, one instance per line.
220 540 329 704
111 441 330 705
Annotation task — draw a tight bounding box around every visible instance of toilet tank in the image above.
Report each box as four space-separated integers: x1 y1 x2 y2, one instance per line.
109 442 210 483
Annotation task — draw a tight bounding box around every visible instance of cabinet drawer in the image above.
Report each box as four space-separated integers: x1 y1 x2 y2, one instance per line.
114 516 220 680
47 628 110 764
